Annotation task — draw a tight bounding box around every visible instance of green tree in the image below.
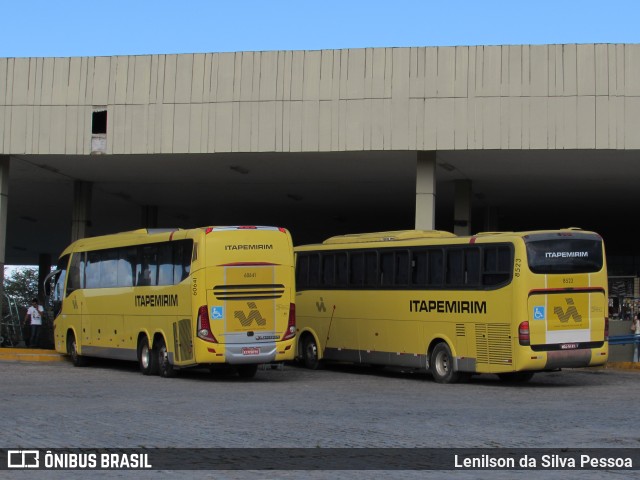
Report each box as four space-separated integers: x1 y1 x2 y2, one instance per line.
3 267 39 308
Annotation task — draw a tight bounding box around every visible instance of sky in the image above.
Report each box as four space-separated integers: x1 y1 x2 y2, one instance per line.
1 0 638 58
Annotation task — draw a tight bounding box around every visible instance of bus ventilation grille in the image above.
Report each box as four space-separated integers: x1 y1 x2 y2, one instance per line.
173 319 193 362
213 284 285 300
475 323 512 365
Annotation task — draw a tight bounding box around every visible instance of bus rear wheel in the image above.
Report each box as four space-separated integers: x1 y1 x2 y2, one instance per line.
301 335 321 370
157 338 177 378
67 332 87 367
430 342 459 384
138 336 158 376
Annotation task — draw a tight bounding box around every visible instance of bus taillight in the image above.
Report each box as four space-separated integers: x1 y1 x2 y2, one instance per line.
605 316 609 340
518 321 530 346
197 305 218 343
282 303 296 341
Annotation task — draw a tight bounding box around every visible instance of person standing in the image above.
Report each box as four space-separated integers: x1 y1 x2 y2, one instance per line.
631 313 640 362
24 298 44 348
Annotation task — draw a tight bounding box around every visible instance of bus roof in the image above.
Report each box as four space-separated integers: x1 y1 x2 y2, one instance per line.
295 227 600 250
321 230 457 245
57 225 290 258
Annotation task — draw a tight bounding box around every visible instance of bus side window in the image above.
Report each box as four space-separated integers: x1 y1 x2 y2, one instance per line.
296 255 310 289
411 250 428 285
446 249 464 286
118 247 136 287
85 252 101 289
380 251 393 286
428 249 444 286
465 248 481 286
335 252 348 287
322 254 335 286
483 245 511 286
173 240 192 284
364 251 377 287
136 245 158 287
395 250 409 285
308 254 320 287
101 249 118 288
350 252 364 287
158 243 173 285
67 254 82 295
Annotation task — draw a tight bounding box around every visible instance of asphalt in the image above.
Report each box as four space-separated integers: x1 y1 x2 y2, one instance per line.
1 346 639 370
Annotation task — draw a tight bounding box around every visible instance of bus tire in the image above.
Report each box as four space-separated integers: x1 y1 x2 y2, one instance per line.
138 336 158 376
157 338 177 378
237 364 258 379
67 332 88 367
430 342 459 384
301 335 321 370
497 372 534 383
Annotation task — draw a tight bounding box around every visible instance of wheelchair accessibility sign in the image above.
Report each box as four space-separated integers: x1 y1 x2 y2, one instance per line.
533 306 545 320
211 306 225 320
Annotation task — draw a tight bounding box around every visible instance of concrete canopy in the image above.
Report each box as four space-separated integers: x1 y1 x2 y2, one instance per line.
2 45 640 275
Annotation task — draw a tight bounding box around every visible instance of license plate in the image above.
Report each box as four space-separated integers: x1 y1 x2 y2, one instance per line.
242 347 260 355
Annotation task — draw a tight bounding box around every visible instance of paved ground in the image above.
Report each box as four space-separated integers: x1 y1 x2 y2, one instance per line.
0 356 638 479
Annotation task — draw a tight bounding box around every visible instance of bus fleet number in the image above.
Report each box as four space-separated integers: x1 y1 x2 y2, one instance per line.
514 258 522 277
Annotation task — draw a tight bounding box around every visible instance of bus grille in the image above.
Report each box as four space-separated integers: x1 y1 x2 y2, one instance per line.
213 284 285 300
173 319 193 362
475 323 512 365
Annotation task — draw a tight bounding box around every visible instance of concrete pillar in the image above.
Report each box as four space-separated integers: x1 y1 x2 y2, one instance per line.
0 156 9 313
453 179 472 236
415 151 436 230
38 253 52 303
141 205 158 228
71 180 92 241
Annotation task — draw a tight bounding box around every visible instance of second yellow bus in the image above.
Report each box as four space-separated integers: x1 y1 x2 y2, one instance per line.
294 228 608 383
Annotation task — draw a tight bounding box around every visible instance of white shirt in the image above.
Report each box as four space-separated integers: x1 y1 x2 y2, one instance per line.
27 305 43 326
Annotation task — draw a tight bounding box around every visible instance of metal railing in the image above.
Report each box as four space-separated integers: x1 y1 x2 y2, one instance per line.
0 294 23 347
608 334 640 346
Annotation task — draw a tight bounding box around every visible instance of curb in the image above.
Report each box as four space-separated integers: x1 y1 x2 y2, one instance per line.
604 362 640 370
0 348 66 363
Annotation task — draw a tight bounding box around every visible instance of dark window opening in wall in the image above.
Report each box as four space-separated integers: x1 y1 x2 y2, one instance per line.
92 110 107 134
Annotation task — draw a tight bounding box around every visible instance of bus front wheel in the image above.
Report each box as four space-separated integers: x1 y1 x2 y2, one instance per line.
157 338 177 378
138 336 158 376
301 335 321 370
430 342 459 384
67 333 87 367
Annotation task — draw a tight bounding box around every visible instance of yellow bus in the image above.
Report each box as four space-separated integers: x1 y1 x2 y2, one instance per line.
294 228 608 383
47 226 296 378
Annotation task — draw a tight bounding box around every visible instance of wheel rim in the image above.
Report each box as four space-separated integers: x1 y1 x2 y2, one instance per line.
71 339 78 360
160 345 168 369
141 343 150 369
306 341 317 362
435 350 449 377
